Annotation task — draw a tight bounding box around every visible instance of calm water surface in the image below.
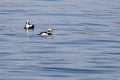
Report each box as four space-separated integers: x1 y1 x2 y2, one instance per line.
0 0 120 80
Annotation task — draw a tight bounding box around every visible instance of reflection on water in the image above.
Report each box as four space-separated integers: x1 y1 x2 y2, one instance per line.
0 0 120 80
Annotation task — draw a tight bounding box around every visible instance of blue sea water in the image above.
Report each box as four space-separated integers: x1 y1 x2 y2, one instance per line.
0 0 120 80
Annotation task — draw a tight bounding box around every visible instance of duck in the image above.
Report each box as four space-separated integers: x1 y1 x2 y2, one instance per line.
38 28 53 36
24 20 34 29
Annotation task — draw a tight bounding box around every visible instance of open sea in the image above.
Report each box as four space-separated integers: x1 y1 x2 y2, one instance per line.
0 0 120 80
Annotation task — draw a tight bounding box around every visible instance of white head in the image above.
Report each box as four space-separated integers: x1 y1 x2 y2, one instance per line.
26 20 29 24
47 28 53 33
25 20 30 28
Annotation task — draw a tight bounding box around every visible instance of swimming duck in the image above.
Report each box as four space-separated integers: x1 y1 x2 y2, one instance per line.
24 20 34 29
39 28 53 36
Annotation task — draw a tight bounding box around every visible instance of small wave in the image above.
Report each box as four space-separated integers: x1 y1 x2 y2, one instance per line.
42 67 113 74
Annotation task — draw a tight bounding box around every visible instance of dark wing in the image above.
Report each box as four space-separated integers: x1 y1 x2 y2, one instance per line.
38 31 47 35
47 33 52 35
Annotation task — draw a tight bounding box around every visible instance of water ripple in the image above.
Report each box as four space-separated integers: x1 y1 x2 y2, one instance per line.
42 67 113 74
0 0 120 80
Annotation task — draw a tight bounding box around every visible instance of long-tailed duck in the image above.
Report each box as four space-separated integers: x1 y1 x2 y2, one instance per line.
38 28 53 36
24 20 34 29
